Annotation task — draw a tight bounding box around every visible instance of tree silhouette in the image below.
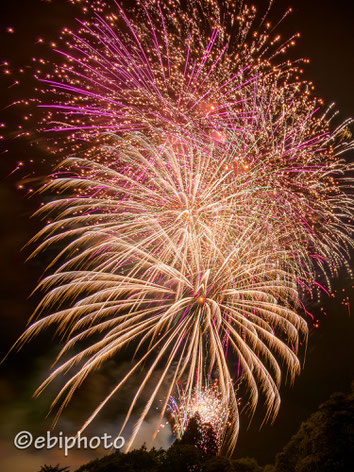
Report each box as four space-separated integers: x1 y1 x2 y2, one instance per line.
163 443 203 472
231 457 263 472
179 413 218 455
180 413 202 447
201 422 218 456
38 466 70 472
274 384 354 472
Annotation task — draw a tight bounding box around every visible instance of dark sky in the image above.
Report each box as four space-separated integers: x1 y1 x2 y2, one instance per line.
0 0 353 470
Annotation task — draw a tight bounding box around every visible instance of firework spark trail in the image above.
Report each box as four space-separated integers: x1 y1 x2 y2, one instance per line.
8 0 354 456
35 0 354 294
38 0 306 142
19 227 306 454
32 132 353 298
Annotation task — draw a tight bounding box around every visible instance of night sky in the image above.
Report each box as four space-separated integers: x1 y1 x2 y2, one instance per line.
0 1 353 471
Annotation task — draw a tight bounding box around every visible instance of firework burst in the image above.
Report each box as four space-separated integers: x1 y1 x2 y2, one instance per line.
7 0 354 456
168 382 233 453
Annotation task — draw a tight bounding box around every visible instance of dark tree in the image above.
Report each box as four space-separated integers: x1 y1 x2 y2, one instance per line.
161 443 204 472
201 422 218 456
273 384 354 472
39 466 70 472
75 448 164 472
180 413 203 447
179 413 218 455
204 456 234 472
231 457 263 472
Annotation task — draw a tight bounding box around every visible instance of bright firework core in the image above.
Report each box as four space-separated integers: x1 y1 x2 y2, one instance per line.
169 383 230 451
